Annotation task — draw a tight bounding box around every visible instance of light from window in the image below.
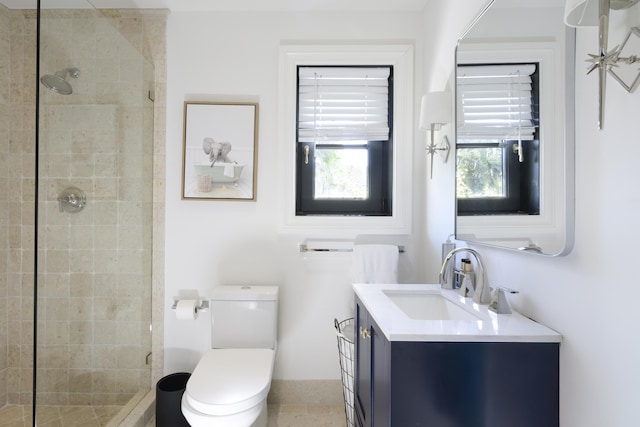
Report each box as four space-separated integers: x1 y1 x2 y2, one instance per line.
314 144 368 200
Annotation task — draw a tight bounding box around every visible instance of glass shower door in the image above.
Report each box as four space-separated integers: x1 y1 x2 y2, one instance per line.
35 2 154 424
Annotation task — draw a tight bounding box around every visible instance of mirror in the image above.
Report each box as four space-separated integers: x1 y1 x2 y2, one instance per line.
455 0 575 256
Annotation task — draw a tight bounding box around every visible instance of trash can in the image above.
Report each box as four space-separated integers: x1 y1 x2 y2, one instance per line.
335 318 355 427
156 372 191 427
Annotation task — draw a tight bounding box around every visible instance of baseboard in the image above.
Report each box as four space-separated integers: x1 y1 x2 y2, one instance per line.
267 379 344 406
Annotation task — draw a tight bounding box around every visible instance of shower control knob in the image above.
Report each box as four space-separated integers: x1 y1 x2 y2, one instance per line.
57 187 86 213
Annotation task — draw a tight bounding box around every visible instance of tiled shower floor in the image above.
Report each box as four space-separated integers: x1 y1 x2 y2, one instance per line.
1 404 347 427
0 405 122 427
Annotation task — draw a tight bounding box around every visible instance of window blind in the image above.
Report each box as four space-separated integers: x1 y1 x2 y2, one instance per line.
457 64 537 141
297 66 390 143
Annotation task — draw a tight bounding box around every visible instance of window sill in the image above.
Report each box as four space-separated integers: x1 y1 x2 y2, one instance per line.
278 214 411 237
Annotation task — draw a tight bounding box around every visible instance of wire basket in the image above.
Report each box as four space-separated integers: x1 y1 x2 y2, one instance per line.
334 317 355 427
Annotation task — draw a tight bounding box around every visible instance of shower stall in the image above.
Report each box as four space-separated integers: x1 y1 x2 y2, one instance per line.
1 1 158 425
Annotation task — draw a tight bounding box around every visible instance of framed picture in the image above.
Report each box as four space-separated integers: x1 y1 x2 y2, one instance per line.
182 101 259 200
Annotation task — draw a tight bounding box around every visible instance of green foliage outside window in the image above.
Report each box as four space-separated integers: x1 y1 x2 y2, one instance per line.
315 147 368 199
456 146 504 198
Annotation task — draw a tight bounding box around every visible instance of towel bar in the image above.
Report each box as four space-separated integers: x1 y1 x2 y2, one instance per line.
299 244 405 253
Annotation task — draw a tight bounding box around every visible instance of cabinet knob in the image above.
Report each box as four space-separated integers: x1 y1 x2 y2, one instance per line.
359 326 371 339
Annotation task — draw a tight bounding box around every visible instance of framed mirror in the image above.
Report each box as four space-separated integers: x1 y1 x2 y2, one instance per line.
455 0 575 256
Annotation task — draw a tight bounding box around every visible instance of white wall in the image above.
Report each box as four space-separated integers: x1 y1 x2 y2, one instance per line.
164 10 426 380
421 0 491 273
165 2 640 425
422 2 640 426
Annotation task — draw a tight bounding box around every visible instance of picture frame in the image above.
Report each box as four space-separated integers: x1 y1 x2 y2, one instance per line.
182 101 259 200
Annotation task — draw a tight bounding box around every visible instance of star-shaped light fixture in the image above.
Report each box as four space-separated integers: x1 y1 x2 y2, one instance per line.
608 27 640 92
419 91 452 179
565 0 640 129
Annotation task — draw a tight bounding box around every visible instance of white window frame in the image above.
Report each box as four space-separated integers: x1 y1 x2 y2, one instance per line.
277 44 414 236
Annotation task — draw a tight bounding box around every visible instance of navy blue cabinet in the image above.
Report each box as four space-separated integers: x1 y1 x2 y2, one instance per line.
354 297 559 427
354 297 390 427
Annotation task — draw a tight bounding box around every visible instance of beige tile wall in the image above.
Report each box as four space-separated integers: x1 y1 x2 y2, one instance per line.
0 2 9 409
2 7 167 409
6 7 36 407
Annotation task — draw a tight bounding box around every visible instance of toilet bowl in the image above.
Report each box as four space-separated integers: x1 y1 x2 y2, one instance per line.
180 285 279 427
181 348 275 426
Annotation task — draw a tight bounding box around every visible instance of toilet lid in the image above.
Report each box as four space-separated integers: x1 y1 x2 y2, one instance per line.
184 348 275 416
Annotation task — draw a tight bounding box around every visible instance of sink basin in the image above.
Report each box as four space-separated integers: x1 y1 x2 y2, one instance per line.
383 290 482 321
354 283 563 342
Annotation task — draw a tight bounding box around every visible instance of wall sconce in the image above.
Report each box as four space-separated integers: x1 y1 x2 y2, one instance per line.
608 26 640 91
419 91 452 179
565 0 640 129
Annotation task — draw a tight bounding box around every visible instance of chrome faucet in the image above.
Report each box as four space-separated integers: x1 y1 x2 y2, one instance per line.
439 247 492 305
488 287 519 314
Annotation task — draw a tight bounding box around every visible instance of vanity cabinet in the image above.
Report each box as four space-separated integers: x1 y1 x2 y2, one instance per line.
354 296 559 427
354 297 390 427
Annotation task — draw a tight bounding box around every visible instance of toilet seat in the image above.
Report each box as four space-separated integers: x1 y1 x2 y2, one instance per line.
183 348 275 416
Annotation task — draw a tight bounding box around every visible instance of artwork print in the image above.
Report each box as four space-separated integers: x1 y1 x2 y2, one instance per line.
182 101 258 200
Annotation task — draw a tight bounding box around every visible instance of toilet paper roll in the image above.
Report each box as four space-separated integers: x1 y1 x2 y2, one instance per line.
176 299 199 320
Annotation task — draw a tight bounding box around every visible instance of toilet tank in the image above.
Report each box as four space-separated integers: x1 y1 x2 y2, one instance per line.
211 285 279 349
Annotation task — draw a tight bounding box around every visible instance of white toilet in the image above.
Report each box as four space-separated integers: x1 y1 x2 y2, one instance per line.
181 285 279 427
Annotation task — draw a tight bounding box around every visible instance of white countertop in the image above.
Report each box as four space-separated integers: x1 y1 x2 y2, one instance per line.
353 283 562 343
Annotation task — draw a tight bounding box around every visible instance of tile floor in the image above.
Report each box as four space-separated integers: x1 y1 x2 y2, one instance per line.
1 404 348 427
269 404 347 426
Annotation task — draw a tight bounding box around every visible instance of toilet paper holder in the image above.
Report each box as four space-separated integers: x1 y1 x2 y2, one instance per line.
170 298 209 312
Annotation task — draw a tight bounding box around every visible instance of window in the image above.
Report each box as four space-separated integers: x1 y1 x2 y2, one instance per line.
278 44 413 235
295 66 393 216
456 139 540 215
456 63 540 216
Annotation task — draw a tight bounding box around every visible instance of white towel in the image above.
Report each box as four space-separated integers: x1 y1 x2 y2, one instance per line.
352 244 399 284
223 162 235 178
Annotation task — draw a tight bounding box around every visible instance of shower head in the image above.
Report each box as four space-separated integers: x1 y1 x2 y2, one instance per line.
40 67 80 95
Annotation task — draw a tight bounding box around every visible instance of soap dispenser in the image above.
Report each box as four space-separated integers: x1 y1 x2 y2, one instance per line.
459 258 475 297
